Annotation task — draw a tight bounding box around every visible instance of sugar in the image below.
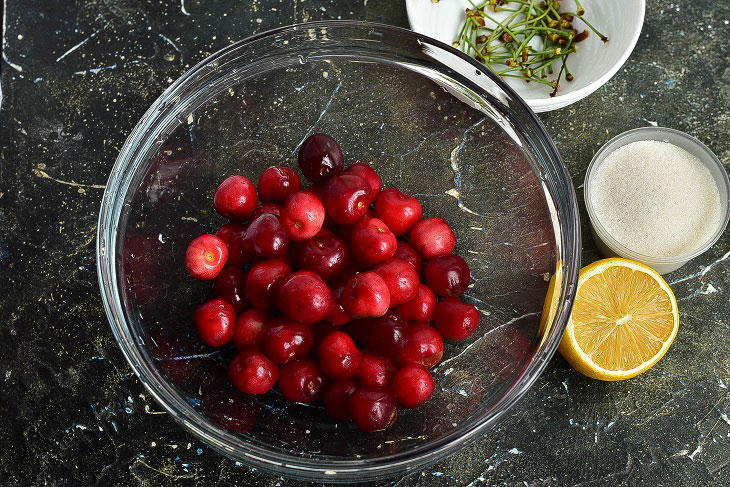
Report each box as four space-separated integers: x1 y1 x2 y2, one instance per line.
590 140 722 258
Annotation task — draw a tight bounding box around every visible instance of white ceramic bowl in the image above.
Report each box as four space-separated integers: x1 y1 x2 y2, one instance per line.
406 0 645 112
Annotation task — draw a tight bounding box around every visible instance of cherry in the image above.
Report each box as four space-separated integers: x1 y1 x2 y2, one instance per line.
397 323 444 368
298 133 344 184
212 266 248 313
251 202 282 221
346 318 375 348
293 231 350 283
226 229 252 267
392 363 434 408
245 213 289 260
263 318 315 364
245 260 291 311
345 163 382 201
424 255 471 297
258 166 302 203
395 284 436 323
348 388 398 432
373 189 423 237
373 258 420 306
318 331 362 380
215 222 246 247
341 272 390 318
350 218 397 267
355 353 397 388
277 359 326 403
185 234 228 280
366 312 408 358
433 298 480 342
325 280 353 325
233 308 270 349
323 173 373 225
194 298 236 347
228 348 279 394
409 218 456 259
280 191 325 241
214 175 258 221
393 241 423 274
323 379 358 421
276 271 333 324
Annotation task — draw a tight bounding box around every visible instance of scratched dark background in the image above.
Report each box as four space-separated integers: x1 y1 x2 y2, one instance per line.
1 0 729 485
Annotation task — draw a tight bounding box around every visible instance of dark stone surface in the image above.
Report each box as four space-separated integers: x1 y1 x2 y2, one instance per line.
1 0 729 485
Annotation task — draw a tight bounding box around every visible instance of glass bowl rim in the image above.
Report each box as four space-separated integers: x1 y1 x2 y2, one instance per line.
96 20 581 481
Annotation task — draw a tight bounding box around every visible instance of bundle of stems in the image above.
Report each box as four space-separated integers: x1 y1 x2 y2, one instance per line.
453 0 607 96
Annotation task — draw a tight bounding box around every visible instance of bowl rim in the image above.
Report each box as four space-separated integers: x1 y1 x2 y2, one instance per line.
405 0 646 112
584 126 730 265
97 20 581 481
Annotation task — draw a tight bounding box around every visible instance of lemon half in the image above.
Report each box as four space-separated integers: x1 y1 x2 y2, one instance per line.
558 258 679 381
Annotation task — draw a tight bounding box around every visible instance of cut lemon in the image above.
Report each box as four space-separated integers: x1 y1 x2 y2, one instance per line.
558 258 679 381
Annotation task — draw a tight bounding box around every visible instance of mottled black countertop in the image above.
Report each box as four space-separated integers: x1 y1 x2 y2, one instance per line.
2 1 729 485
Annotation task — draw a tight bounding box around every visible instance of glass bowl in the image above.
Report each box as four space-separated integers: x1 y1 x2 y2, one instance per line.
584 127 730 274
97 21 580 482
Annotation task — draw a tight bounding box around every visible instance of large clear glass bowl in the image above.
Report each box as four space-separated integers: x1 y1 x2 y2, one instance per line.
97 21 580 482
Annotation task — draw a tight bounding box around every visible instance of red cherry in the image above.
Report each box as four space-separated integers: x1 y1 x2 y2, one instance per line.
395 284 436 323
366 312 408 358
245 213 289 260
325 280 353 325
397 323 444 368
373 189 423 237
258 166 302 203
409 218 455 259
323 379 358 421
228 348 279 394
251 202 282 221
226 229 252 267
341 272 390 318
280 191 326 241
345 163 382 201
348 388 398 432
212 266 248 313
194 298 235 347
233 308 270 349
276 271 333 324
215 222 246 247
355 353 397 388
293 231 350 283
424 255 471 297
277 359 326 403
245 260 291 311
349 218 397 267
323 173 373 225
185 234 228 280
298 133 344 184
373 258 420 306
392 363 434 408
318 331 362 380
213 175 258 220
433 298 480 342
393 241 423 274
263 319 315 364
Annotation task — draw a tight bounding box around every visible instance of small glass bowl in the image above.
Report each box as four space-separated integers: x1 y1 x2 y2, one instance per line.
97 21 581 482
584 127 730 274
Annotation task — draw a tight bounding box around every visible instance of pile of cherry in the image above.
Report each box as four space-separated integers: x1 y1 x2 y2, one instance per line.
185 133 479 432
